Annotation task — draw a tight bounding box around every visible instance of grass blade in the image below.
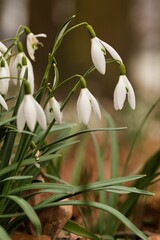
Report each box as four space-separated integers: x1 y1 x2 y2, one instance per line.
64 220 101 240
0 226 11 240
35 200 148 240
6 195 41 236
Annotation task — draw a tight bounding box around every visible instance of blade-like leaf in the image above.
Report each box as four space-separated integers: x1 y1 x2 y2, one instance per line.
6 195 41 236
0 176 33 182
103 186 153 195
0 226 11 240
34 200 148 240
64 220 101 240
54 15 76 47
9 182 73 194
0 153 61 177
42 127 127 152
0 116 16 127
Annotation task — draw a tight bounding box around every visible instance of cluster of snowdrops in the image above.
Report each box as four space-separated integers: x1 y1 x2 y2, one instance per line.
0 19 136 134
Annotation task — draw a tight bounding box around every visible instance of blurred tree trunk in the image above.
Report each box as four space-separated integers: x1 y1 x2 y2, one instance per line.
28 0 54 87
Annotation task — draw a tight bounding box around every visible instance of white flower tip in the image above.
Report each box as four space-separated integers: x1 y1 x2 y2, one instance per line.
91 38 106 75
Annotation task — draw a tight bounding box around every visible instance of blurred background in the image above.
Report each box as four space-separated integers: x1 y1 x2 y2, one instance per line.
1 0 160 99
0 0 160 144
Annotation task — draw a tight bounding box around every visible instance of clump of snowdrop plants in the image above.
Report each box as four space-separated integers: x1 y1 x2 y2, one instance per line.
0 18 135 133
0 16 150 240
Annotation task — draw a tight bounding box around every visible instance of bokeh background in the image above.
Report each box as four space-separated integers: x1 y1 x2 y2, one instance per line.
1 0 160 99
0 0 160 144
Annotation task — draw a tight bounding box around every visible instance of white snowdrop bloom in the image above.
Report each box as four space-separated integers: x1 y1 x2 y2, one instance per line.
0 42 8 54
91 37 123 75
10 52 34 89
45 97 63 124
77 88 101 125
0 59 10 95
87 24 122 74
19 64 34 94
0 95 8 110
17 94 47 132
114 75 136 110
26 32 47 61
0 42 11 60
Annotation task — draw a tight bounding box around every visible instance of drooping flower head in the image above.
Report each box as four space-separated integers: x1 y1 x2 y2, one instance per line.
45 97 63 124
114 63 136 110
0 58 10 95
0 42 8 55
10 42 34 93
77 77 101 125
0 94 8 110
86 24 122 75
24 27 47 61
17 81 47 132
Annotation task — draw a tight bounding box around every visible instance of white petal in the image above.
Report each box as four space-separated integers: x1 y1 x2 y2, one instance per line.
0 95 8 110
27 33 46 61
45 101 53 124
24 95 37 131
77 89 91 125
27 33 35 61
19 65 26 86
34 33 47 38
11 52 23 84
33 98 47 130
114 76 126 110
124 76 136 110
0 42 8 53
17 100 25 132
51 97 63 124
100 39 123 63
91 37 106 75
85 89 101 120
27 58 34 94
0 67 10 95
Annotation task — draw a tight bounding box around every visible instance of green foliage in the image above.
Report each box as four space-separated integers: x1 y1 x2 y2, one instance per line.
0 15 158 240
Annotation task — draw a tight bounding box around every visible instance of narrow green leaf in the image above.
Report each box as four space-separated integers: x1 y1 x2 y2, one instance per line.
103 186 153 195
0 116 16 126
6 195 41 236
9 182 73 194
54 15 76 46
53 127 127 145
43 140 80 155
64 220 100 240
35 200 148 240
75 174 146 192
0 153 61 177
36 175 148 207
0 176 33 182
0 226 11 240
34 122 78 143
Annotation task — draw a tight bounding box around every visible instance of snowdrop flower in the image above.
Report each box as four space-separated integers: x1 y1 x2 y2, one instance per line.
45 97 63 124
26 31 47 61
19 57 34 94
0 94 8 110
10 51 34 93
77 80 101 125
0 42 11 60
114 64 136 110
0 58 10 95
86 25 122 75
0 42 8 55
17 81 46 132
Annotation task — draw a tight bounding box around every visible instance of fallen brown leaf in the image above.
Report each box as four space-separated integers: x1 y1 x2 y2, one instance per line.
11 231 51 240
149 234 160 240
